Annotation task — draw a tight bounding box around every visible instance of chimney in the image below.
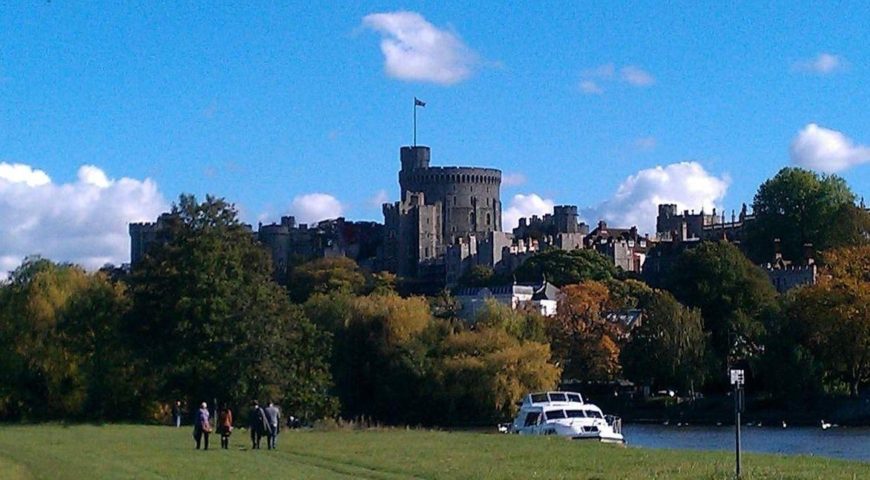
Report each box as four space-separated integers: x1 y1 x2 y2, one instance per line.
773 238 782 262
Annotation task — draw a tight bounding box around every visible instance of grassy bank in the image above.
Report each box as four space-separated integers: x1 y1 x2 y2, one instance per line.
0 424 866 479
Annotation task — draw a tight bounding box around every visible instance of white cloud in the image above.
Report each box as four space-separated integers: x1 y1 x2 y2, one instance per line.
620 66 655 86
78 165 111 188
0 163 51 186
0 163 168 279
362 11 478 85
501 172 527 187
579 80 604 95
289 193 344 225
793 53 846 75
580 63 655 93
584 162 729 235
790 123 870 173
502 193 555 232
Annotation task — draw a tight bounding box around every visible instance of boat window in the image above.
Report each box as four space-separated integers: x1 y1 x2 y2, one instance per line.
565 410 586 418
523 412 541 427
584 410 603 419
531 394 549 403
567 393 582 403
544 410 566 420
548 393 567 402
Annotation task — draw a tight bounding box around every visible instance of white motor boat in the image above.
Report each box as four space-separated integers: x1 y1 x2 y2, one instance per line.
507 391 624 443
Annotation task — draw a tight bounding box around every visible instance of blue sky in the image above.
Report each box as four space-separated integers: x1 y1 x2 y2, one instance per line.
0 2 867 273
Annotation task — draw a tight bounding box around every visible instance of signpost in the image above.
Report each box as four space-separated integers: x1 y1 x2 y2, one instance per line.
730 369 745 478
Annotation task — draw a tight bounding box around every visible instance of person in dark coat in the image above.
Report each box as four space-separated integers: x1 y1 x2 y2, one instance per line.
193 402 211 450
248 400 268 449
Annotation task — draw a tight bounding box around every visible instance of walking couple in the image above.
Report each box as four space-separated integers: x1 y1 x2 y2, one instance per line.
249 400 280 450
192 402 234 450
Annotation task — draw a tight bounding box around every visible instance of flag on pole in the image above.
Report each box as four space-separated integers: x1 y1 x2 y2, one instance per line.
414 97 426 107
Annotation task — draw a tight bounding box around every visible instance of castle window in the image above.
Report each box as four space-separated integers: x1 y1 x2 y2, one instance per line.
487 213 491 226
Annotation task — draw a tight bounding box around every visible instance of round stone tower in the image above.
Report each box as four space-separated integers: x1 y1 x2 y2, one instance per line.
398 146 502 243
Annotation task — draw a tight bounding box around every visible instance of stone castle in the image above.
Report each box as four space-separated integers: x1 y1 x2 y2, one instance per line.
381 145 503 279
129 144 818 293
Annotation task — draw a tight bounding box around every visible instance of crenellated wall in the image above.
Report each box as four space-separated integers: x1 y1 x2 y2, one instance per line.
397 146 502 244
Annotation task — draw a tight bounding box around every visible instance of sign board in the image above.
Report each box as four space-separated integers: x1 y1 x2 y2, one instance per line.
730 369 744 385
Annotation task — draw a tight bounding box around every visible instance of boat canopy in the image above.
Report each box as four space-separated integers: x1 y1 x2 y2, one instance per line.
522 391 584 406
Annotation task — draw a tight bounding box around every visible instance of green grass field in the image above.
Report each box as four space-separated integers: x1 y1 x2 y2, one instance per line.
0 424 866 479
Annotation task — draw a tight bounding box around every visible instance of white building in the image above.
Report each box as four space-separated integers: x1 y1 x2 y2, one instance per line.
453 282 560 321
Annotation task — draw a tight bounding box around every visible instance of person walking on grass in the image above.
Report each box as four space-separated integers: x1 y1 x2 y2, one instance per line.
217 404 233 449
248 400 268 449
193 402 212 450
172 400 182 427
264 401 281 450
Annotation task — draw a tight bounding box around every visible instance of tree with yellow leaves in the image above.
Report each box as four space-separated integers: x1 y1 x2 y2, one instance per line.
548 281 622 382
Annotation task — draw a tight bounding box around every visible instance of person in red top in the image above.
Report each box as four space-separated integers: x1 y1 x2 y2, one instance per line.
217 404 233 449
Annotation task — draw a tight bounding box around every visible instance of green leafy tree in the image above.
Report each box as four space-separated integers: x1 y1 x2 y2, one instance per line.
746 167 859 263
665 241 778 387
474 298 548 343
781 247 870 397
621 291 706 393
305 291 433 423
368 271 398 295
0 258 138 420
757 293 826 404
306 290 559 425
822 245 870 283
607 278 655 309
825 203 870 252
288 256 366 303
433 328 560 423
456 265 508 288
514 249 618 287
127 194 337 420
429 289 462 322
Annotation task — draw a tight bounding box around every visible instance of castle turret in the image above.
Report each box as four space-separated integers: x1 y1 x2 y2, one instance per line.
386 145 503 280
400 146 430 172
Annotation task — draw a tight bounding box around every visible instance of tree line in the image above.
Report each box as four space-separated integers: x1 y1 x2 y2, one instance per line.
0 167 867 424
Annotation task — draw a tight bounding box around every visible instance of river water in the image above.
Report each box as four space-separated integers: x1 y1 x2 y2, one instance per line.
624 424 870 462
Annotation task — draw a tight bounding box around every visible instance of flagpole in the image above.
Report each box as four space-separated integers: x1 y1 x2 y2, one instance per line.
413 98 417 147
